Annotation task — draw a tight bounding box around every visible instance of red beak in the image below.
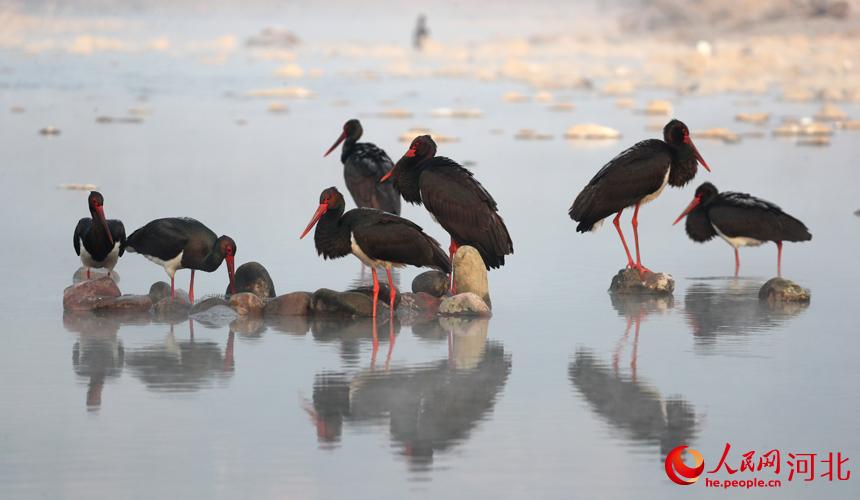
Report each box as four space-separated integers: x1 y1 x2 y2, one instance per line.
95 205 114 246
404 147 416 158
673 195 701 225
300 204 328 239
324 131 347 157
226 254 236 294
684 135 711 172
379 169 394 183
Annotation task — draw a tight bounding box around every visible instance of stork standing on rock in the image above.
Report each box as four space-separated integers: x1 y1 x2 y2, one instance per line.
73 191 126 279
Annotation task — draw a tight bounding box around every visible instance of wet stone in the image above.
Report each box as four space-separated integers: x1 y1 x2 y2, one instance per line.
229 292 265 316
92 294 153 314
453 246 491 308
148 282 172 303
608 269 674 295
411 270 449 297
190 305 238 327
73 267 119 285
264 292 313 317
438 292 492 317
759 278 811 304
311 288 390 318
227 262 276 299
153 296 191 322
190 296 230 315
63 276 121 312
349 284 401 309
397 292 442 319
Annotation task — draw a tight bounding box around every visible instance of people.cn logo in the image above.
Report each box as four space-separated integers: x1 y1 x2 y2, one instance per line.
665 445 705 485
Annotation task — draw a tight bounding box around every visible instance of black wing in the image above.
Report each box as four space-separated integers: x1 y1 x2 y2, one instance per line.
419 157 513 269
344 143 401 214
73 218 91 256
708 192 812 243
108 220 127 257
348 210 451 273
569 139 671 232
124 217 202 260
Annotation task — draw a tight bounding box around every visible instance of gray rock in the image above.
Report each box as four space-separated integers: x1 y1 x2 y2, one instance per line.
311 288 390 318
92 294 153 314
397 292 442 318
228 292 265 316
190 305 238 327
63 277 121 311
412 270 449 297
152 296 191 322
349 283 401 309
608 269 674 295
759 278 811 303
439 292 492 317
73 266 119 285
148 282 172 303
190 296 230 315
264 292 312 317
227 262 276 298
453 246 491 307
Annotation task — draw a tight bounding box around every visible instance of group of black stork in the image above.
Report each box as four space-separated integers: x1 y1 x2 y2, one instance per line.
74 118 811 315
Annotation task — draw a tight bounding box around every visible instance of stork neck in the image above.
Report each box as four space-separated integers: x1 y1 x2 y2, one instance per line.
667 143 699 187
393 157 424 204
341 136 359 162
88 207 111 241
314 205 351 259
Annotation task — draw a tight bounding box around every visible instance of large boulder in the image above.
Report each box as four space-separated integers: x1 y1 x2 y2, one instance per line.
190 296 230 315
63 277 121 311
92 294 153 314
608 269 674 295
759 278 811 303
453 246 491 307
439 292 492 317
229 292 265 316
227 262 276 298
311 288 390 318
264 292 312 317
412 270 449 297
148 281 171 303
152 295 191 322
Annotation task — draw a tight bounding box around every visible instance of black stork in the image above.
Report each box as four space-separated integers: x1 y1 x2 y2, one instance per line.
73 191 126 279
380 135 513 285
673 182 811 276
569 119 710 274
324 119 401 215
123 218 236 303
300 187 450 318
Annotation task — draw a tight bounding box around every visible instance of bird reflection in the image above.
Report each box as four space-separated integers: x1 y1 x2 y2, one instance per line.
569 349 697 456
311 316 399 368
683 278 808 345
66 313 127 411
304 317 510 470
125 321 235 392
608 292 673 382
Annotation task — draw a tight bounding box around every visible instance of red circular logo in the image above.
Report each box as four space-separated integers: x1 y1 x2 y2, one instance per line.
665 445 705 485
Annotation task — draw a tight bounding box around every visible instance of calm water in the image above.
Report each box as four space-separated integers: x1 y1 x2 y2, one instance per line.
1 5 860 499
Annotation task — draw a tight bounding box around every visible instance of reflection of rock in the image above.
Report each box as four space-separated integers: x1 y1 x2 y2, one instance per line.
309 332 510 468
439 317 489 370
63 277 121 311
126 327 234 392
759 278 810 304
266 315 310 335
453 246 491 307
310 317 396 366
569 349 697 456
608 269 674 295
227 262 275 299
153 296 191 323
230 316 266 338
684 279 808 342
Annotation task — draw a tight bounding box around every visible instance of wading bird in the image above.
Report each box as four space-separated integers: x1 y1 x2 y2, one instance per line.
569 119 710 274
123 218 236 302
380 135 512 288
673 182 811 276
300 187 450 318
324 119 401 215
73 191 126 279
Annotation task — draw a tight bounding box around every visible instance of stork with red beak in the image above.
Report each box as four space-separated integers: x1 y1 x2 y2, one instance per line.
569 119 711 274
73 191 126 279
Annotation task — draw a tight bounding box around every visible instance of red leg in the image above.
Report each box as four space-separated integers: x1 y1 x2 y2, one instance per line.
630 202 651 274
371 267 380 319
776 241 783 277
170 275 175 301
734 248 740 277
449 239 459 294
385 267 397 314
371 315 379 365
189 270 195 304
612 209 635 269
86 268 91 280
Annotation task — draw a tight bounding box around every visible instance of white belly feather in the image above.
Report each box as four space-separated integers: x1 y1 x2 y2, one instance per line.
80 242 121 271
712 224 763 248
141 251 184 278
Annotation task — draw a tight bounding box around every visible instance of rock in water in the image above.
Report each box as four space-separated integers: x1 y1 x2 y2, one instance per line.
92 294 153 314
73 267 119 285
759 278 811 303
311 288 389 318
264 292 312 317
190 296 230 315
227 262 276 298
349 284 401 309
453 246 491 307
412 270 449 297
229 292 265 316
190 305 238 327
439 292 492 317
608 269 674 295
398 292 442 316
152 296 191 322
149 282 172 303
63 277 121 311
